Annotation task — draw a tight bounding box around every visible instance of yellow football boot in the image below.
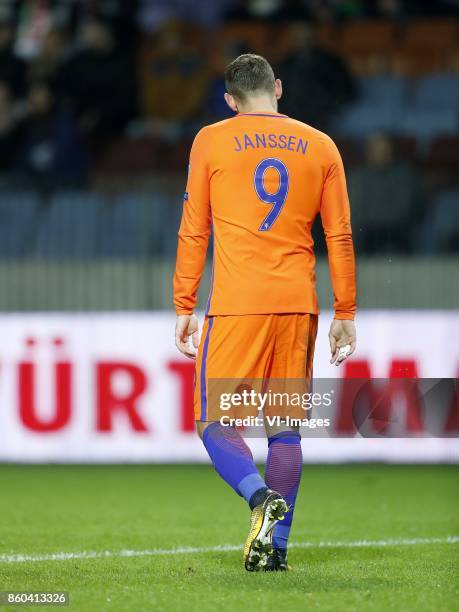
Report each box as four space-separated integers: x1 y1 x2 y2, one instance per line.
243 490 288 571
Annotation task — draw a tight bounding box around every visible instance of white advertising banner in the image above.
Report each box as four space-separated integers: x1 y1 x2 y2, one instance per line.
0 311 457 463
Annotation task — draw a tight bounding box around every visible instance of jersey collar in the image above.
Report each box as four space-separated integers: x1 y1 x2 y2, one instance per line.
235 112 288 118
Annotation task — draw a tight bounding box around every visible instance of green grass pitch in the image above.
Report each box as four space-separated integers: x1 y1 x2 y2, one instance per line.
0 464 457 611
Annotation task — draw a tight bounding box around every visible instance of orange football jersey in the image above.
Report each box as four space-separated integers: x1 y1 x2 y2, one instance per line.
174 111 356 319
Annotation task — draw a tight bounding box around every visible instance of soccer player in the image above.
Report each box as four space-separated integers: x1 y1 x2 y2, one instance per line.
173 54 356 571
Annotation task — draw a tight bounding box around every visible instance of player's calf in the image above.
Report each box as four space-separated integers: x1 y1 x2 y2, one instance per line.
199 421 268 505
264 429 303 559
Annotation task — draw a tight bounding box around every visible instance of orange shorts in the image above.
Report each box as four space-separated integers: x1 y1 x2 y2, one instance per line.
194 313 318 421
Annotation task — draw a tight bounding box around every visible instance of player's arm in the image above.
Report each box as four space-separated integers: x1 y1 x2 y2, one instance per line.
320 138 357 365
173 129 211 359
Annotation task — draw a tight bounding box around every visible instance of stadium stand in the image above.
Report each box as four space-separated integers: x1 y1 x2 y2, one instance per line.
0 0 457 311
0 191 39 257
33 191 104 258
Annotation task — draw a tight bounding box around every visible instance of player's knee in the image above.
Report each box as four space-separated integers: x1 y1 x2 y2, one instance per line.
265 422 300 440
195 420 212 439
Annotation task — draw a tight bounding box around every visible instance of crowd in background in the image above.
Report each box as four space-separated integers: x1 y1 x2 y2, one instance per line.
0 0 458 255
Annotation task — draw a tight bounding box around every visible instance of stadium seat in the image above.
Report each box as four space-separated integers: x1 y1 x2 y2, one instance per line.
416 189 459 253
357 75 408 109
398 19 459 75
336 105 398 137
391 50 443 78
218 22 272 57
402 19 459 55
336 76 410 137
414 74 459 110
98 192 153 258
98 189 182 258
151 189 183 257
338 20 398 74
33 191 103 258
339 20 396 54
0 191 39 257
397 109 458 142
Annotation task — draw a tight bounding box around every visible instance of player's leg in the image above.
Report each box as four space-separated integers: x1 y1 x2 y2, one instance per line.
194 315 288 571
194 316 267 508
197 420 288 571
195 419 268 510
263 313 318 570
263 423 302 570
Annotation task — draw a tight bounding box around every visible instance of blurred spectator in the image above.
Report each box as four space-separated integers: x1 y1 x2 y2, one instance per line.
363 0 407 20
408 0 459 16
137 0 233 31
348 133 425 253
27 27 68 91
138 21 209 137
0 0 456 258
15 0 53 59
16 80 88 188
0 82 22 177
204 47 243 121
60 20 137 141
277 23 356 131
225 0 312 23
306 0 366 22
309 0 459 21
206 77 235 121
71 0 138 49
0 17 26 96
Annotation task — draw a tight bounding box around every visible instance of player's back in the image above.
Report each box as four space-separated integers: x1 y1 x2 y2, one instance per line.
201 111 345 316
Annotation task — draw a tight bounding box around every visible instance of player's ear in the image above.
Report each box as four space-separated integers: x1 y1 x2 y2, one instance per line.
224 92 239 113
274 79 282 101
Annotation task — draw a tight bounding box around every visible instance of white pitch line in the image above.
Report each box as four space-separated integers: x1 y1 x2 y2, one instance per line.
0 536 457 564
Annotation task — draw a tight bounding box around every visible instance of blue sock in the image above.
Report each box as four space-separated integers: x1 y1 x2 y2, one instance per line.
265 431 302 549
202 423 266 507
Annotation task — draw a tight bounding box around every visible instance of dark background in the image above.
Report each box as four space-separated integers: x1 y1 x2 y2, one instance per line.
0 0 458 311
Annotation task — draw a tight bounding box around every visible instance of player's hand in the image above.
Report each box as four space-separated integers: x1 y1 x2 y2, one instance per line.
328 319 356 366
175 314 199 360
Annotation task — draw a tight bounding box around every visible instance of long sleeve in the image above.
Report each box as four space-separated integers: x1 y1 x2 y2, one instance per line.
173 129 211 315
320 139 357 320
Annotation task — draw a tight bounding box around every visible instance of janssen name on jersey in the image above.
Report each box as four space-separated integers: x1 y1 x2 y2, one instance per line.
234 132 309 155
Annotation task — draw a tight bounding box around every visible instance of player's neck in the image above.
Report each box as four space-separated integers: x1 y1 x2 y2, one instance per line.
237 96 278 114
